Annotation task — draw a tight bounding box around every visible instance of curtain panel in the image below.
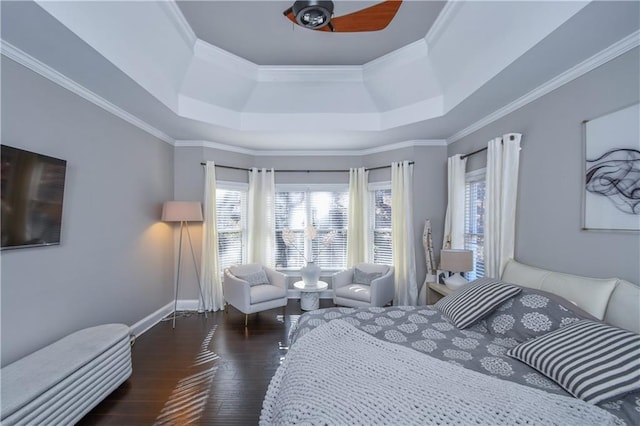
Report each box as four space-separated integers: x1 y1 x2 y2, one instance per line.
391 161 418 306
347 167 369 267
200 161 225 312
247 168 276 268
442 154 467 249
485 133 522 278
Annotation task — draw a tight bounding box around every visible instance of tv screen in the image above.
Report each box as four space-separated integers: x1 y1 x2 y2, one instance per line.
1 145 67 250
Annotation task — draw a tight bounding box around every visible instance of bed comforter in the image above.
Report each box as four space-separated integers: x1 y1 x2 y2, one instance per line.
262 302 639 425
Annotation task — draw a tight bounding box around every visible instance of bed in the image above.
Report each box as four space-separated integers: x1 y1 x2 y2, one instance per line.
260 259 640 425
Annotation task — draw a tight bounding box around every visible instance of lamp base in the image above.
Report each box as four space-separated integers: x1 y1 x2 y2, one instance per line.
444 272 469 290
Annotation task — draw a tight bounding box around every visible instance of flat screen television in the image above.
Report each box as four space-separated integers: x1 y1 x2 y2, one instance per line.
1 145 67 250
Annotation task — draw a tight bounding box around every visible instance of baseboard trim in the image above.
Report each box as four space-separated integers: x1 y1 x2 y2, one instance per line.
129 302 174 338
130 294 335 338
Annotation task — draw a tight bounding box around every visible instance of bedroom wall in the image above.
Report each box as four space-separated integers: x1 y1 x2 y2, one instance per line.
172 144 447 300
447 48 640 284
0 59 175 366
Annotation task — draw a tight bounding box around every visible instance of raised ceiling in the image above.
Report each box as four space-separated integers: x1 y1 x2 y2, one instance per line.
1 1 639 152
176 1 446 66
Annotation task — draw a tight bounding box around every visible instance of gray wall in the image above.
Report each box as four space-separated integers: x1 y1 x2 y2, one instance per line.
448 48 640 284
1 59 175 366
173 145 447 298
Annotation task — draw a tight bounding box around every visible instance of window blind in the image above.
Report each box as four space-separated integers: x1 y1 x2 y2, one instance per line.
464 178 486 280
216 188 246 273
370 188 393 265
275 190 348 269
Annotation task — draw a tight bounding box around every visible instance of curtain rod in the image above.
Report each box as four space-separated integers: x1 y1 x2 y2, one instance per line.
460 134 516 160
198 162 414 173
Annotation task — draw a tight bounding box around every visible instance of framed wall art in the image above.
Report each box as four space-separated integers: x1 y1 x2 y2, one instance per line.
582 103 639 231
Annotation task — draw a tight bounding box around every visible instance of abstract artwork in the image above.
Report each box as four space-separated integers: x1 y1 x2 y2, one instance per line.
583 103 640 231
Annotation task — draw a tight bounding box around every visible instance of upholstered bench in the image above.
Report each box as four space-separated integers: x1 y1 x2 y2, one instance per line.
1 323 132 425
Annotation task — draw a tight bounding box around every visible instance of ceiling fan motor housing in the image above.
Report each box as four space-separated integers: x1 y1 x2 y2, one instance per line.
292 0 335 29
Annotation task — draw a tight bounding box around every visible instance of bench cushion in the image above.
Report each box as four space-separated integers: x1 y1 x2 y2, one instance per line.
1 323 130 420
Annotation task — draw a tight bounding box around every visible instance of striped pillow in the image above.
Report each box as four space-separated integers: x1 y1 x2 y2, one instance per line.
507 320 640 404
435 278 522 329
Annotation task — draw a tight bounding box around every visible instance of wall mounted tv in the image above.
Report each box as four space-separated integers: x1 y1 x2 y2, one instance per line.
1 145 67 250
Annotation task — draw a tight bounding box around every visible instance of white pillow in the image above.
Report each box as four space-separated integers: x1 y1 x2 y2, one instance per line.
235 269 270 287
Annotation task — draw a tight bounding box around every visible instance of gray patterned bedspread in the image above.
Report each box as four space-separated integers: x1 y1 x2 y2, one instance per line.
291 303 640 425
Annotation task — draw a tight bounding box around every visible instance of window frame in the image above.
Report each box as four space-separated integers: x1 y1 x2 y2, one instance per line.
275 183 349 272
215 180 248 273
464 168 486 281
368 181 393 265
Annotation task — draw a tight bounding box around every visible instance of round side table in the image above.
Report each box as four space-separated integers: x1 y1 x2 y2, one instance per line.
294 280 328 311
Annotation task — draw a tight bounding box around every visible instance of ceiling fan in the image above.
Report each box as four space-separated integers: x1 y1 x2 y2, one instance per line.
283 1 403 33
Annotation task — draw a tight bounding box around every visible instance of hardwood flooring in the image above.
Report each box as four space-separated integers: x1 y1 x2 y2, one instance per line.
78 299 335 425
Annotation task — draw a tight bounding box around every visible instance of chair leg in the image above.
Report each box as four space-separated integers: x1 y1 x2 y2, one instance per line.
245 314 248 328
224 302 228 314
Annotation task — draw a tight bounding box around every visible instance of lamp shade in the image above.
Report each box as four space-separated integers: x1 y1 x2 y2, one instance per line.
440 249 473 273
161 201 203 222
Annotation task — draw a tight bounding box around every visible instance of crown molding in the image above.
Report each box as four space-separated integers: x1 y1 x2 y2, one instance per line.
0 40 175 145
364 39 429 75
257 65 363 83
175 139 446 157
158 0 197 49
425 1 464 48
175 140 256 155
193 39 258 80
447 30 640 144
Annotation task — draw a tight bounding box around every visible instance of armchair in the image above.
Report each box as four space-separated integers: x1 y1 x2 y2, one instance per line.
223 264 288 327
333 263 395 308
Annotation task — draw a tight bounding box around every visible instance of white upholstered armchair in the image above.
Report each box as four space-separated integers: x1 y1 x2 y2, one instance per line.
223 264 288 327
333 263 395 308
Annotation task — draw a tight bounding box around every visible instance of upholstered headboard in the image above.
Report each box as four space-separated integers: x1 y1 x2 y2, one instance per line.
501 259 640 333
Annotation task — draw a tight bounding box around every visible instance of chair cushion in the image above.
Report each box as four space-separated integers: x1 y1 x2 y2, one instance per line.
229 264 263 277
335 284 371 303
235 269 270 287
354 263 389 275
354 268 382 285
250 284 286 304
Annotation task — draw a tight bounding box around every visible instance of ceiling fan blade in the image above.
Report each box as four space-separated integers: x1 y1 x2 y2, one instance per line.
331 1 402 33
283 1 402 33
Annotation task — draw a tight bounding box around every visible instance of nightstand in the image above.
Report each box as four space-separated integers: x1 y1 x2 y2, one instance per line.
427 282 454 304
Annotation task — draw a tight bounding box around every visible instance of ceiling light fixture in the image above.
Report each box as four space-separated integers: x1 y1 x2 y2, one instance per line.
291 1 335 31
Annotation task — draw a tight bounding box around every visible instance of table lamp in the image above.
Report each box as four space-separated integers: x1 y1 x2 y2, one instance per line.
439 249 473 290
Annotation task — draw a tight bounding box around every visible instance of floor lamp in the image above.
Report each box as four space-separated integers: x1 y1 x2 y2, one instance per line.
162 201 208 328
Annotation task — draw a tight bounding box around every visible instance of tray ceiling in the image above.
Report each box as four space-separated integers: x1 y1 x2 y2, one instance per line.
1 1 638 152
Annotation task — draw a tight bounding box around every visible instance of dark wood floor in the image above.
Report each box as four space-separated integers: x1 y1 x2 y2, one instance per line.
78 299 335 425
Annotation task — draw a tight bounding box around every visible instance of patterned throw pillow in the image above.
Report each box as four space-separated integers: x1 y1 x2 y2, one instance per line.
354 268 383 285
482 287 596 343
435 278 522 329
236 269 270 287
507 320 640 404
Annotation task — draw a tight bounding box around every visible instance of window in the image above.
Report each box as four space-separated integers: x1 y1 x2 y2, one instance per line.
369 184 392 265
464 169 486 281
275 186 348 270
216 183 247 273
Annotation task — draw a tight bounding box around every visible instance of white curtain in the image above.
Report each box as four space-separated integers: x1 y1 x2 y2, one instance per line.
247 168 276 268
392 161 418 306
485 133 522 278
347 167 369 267
200 161 224 312
442 154 467 249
